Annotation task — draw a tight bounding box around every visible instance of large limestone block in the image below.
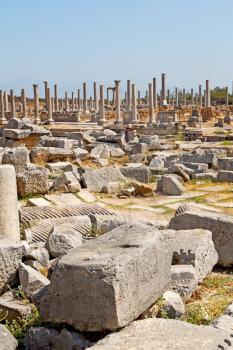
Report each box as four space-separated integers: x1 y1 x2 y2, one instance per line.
33 224 171 331
19 262 50 297
0 239 28 294
157 175 183 195
0 324 18 350
169 210 233 267
0 165 20 241
217 170 233 182
218 157 233 171
161 229 218 281
82 166 126 192
89 318 233 350
17 166 49 197
120 164 150 183
2 147 30 169
180 152 218 167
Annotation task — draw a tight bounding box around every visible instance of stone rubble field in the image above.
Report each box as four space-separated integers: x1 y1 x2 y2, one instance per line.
2 77 233 349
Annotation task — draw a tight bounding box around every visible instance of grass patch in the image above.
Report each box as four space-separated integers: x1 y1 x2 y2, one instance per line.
184 194 208 204
221 141 233 146
183 273 233 325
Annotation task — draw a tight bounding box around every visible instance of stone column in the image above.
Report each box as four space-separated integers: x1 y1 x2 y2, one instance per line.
21 89 27 118
99 84 106 123
204 90 206 107
47 87 54 124
114 80 121 124
161 73 167 105
167 89 170 105
64 92 69 112
191 88 194 105
226 87 229 106
153 77 157 108
51 97 55 113
148 83 154 126
54 84 58 112
131 83 138 123
33 84 40 124
175 87 178 107
106 88 110 105
206 80 211 107
44 81 48 111
138 91 141 104
93 82 99 112
183 89 186 106
199 85 202 107
77 90 81 111
10 90 16 118
127 79 132 112
71 92 75 111
4 92 9 113
0 165 20 241
0 90 6 124
83 82 88 113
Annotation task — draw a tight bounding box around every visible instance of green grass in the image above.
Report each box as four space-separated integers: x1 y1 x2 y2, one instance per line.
183 273 233 325
221 140 233 146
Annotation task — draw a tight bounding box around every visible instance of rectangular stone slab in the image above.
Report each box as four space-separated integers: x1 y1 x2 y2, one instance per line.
33 224 171 331
88 318 233 350
169 210 233 267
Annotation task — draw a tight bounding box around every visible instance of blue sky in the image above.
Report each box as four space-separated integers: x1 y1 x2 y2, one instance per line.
0 0 232 96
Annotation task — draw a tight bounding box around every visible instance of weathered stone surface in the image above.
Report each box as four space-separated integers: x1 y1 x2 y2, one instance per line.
129 154 147 164
46 161 73 176
19 262 50 297
25 246 49 267
157 175 183 195
0 165 20 241
170 265 198 298
181 162 208 172
180 152 218 167
45 226 83 258
218 157 233 171
217 170 233 182
161 291 185 318
195 172 217 180
101 182 124 194
131 143 148 155
82 166 126 192
2 147 29 169
88 318 233 350
31 147 75 165
161 229 218 281
24 327 91 350
73 147 89 160
169 210 233 267
169 163 195 181
33 224 171 331
90 144 110 159
109 146 125 158
54 328 92 350
24 327 59 350
120 164 149 183
211 314 233 331
0 294 32 321
17 166 49 197
3 129 31 140
140 134 159 144
53 171 81 193
0 239 28 294
0 324 18 350
149 156 164 170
